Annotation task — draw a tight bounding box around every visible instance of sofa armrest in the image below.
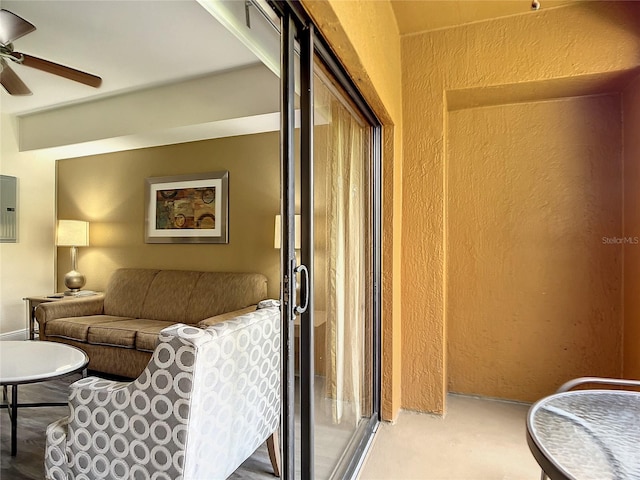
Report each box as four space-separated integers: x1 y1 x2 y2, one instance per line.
69 376 130 395
197 305 257 328
35 297 105 325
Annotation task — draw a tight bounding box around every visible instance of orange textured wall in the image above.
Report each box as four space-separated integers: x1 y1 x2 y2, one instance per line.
447 96 623 402
301 0 640 415
401 2 640 413
623 74 640 379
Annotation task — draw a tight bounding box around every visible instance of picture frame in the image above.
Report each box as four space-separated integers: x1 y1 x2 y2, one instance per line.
145 171 229 244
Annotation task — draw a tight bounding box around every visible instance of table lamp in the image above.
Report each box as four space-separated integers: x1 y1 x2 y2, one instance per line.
57 220 89 295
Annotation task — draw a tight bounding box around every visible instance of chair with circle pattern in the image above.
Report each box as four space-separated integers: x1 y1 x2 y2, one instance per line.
44 305 281 480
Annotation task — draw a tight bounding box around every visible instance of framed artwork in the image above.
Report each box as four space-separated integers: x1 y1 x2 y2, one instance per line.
145 171 229 244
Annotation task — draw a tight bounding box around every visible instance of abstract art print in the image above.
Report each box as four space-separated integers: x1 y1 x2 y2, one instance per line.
145 171 229 243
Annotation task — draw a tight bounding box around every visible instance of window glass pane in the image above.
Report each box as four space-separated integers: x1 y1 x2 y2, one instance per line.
313 61 373 479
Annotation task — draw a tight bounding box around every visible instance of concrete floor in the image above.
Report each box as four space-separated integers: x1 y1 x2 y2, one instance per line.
358 394 542 480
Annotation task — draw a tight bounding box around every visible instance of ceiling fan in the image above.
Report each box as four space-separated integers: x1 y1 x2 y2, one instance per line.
0 8 102 96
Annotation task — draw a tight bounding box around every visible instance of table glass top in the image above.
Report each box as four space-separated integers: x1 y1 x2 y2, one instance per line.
528 390 640 480
0 341 88 384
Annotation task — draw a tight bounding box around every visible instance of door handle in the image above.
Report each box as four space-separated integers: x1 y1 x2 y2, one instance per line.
294 264 309 315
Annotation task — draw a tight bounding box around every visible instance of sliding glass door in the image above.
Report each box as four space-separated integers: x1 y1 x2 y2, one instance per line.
310 63 377 479
202 2 382 477
279 5 382 478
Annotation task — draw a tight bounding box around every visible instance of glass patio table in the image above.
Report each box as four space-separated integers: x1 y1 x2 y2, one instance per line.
527 389 640 480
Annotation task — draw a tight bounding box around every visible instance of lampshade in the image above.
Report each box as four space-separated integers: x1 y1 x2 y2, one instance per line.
274 214 301 249
57 220 89 247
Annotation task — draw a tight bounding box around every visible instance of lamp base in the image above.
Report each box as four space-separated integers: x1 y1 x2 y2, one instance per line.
64 270 86 295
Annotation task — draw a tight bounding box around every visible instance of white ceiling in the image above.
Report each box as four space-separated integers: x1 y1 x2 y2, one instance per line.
0 0 261 115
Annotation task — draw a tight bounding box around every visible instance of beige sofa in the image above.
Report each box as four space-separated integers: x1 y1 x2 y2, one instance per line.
35 268 268 378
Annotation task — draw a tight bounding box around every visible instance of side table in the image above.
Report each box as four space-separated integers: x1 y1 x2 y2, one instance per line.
23 293 103 340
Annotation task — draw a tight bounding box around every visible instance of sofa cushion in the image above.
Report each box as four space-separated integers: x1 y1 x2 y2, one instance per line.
139 270 202 323
115 319 177 352
87 319 175 350
45 315 130 342
186 272 267 323
136 325 173 352
103 268 160 318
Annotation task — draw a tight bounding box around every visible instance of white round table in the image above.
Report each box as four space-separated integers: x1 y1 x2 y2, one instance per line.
1 341 88 456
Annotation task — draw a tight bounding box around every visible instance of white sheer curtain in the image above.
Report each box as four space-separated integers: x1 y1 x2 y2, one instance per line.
317 81 367 425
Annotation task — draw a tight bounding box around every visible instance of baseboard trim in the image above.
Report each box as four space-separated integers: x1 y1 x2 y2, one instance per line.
0 329 27 341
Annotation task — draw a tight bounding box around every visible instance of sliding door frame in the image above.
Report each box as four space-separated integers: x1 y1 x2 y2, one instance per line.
274 1 382 478
279 11 297 480
298 20 315 480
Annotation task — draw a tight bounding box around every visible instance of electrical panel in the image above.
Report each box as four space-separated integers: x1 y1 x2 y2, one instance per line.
1 175 17 243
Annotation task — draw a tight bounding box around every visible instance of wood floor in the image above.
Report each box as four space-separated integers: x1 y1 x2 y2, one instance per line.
0 373 276 480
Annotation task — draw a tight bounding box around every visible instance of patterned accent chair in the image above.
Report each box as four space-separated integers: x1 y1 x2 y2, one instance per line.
44 306 281 480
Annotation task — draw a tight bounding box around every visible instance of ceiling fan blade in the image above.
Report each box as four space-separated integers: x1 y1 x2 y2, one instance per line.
0 61 32 95
0 9 36 45
16 53 102 88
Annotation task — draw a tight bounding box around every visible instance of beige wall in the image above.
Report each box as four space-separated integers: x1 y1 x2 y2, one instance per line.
302 0 404 420
0 115 56 336
447 95 623 402
401 1 640 413
624 74 640 379
56 132 280 299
